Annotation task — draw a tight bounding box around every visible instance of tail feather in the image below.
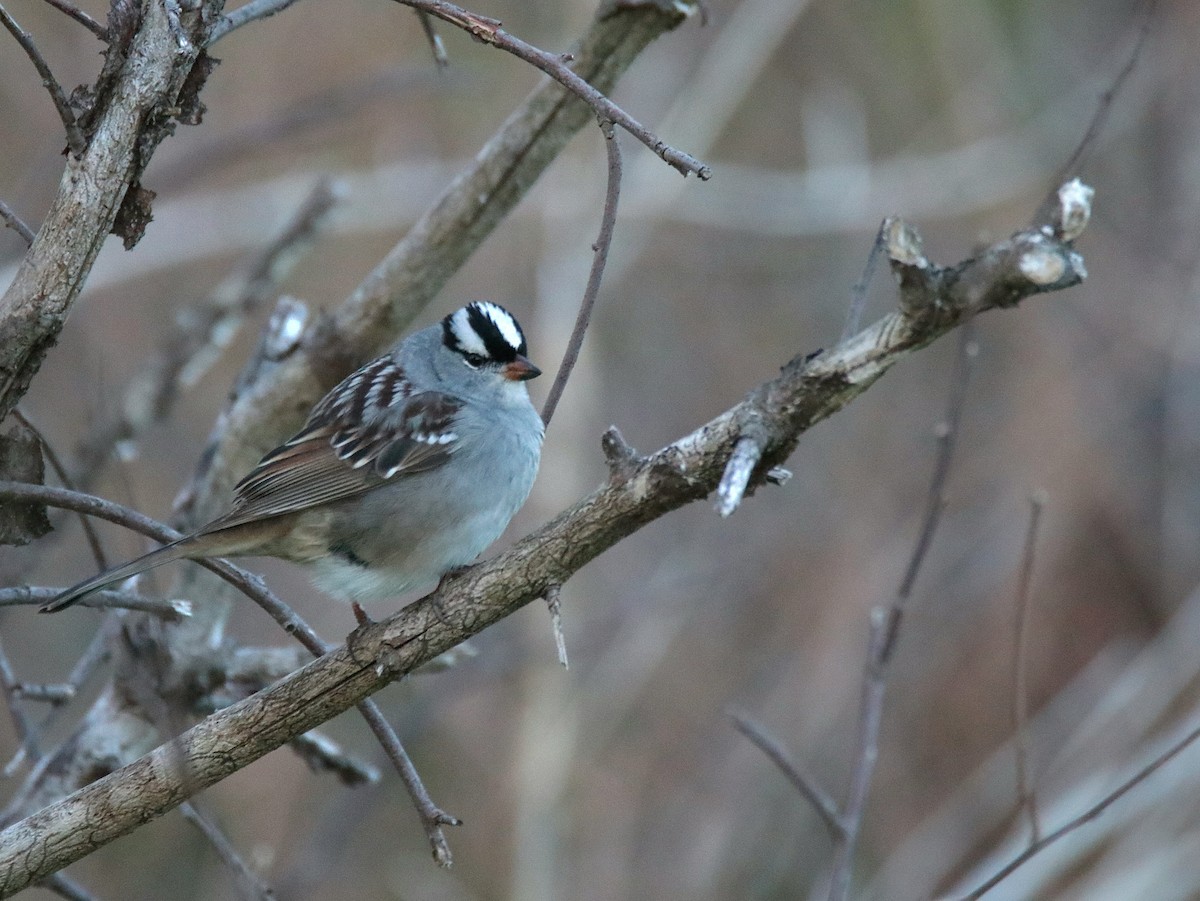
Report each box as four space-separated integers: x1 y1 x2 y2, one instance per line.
42 538 197 613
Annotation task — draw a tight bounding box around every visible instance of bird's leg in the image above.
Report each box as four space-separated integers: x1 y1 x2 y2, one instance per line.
428 564 472 626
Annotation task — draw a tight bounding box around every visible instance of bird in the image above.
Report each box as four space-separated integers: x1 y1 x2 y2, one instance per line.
43 301 545 613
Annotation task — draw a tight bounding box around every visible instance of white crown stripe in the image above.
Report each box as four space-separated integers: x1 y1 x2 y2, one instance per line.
475 301 524 351
449 307 490 357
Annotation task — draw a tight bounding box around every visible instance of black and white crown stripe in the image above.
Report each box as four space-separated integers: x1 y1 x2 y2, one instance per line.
442 301 528 363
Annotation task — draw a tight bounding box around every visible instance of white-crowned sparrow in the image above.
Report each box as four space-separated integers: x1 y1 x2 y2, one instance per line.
44 301 544 612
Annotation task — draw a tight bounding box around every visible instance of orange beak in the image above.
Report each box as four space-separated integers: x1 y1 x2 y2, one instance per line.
502 356 542 381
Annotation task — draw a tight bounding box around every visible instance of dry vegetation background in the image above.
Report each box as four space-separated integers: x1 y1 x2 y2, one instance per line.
1 0 1197 898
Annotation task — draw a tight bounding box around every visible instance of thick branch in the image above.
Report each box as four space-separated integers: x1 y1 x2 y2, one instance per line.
0 208 1088 893
0 0 211 421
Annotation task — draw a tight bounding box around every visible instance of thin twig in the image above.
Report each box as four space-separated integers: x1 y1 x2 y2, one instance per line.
207 0 306 44
730 711 844 840
415 8 448 67
0 587 187 617
11 684 75 705
2 614 121 777
39 0 106 38
840 219 888 343
542 121 624 426
1058 0 1156 180
1034 0 1156 224
395 0 710 179
828 612 887 901
890 326 977 640
827 326 977 901
355 701 460 866
0 633 39 768
0 3 86 156
0 200 34 247
38 872 96 901
181 801 275 900
1011 492 1046 844
961 719 1200 899
289 730 380 786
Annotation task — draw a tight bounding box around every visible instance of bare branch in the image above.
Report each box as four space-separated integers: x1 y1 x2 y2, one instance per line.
0 587 188 618
0 200 34 247
827 326 977 901
828 611 887 901
542 121 623 426
1011 492 1046 844
730 711 844 840
0 633 40 770
180 801 275 901
0 3 85 156
39 872 96 901
207 0 306 44
0 0 208 421
961 718 1200 900
396 0 710 179
355 701 460 866
288 731 380 786
840 219 888 342
11 684 75 705
1042 0 1157 207
3 615 122 778
0 198 1090 892
39 0 106 38
0 483 327 639
893 328 977 619
414 9 449 67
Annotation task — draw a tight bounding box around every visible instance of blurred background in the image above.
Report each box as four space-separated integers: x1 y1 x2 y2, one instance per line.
2 0 1197 898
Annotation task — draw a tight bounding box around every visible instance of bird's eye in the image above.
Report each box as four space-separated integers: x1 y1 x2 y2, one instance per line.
462 352 488 369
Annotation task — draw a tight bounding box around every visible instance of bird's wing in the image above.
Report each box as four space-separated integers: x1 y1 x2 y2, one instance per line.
205 357 463 531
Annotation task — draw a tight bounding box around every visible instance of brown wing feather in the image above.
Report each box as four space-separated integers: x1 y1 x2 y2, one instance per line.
203 360 462 534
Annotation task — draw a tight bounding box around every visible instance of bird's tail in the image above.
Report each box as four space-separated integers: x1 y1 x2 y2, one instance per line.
41 538 199 613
